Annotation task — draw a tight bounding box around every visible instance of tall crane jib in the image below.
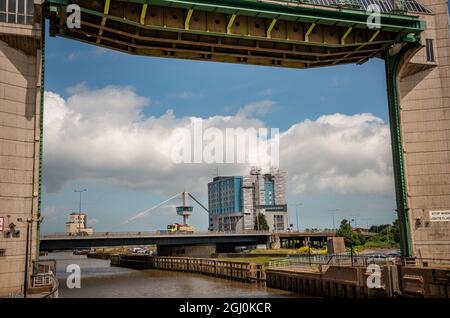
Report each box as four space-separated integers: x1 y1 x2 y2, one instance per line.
124 191 208 234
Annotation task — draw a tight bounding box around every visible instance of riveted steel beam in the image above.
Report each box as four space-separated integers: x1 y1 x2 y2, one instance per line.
340 26 353 45
45 0 426 34
96 0 111 44
140 3 148 25
185 8 194 30
227 14 237 34
75 6 393 49
304 23 316 42
266 18 278 39
46 0 425 69
332 29 381 65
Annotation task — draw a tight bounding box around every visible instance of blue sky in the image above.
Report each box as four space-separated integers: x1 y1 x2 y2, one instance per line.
41 30 397 233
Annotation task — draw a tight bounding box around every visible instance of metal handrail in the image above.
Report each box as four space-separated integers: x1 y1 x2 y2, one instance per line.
40 230 277 239
30 259 59 298
257 0 432 14
44 274 59 298
267 253 402 268
40 229 339 239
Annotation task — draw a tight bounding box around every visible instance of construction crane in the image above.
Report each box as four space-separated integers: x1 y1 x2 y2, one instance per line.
123 191 209 233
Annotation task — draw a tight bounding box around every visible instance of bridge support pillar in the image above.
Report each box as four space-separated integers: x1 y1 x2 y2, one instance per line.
386 1 450 260
157 244 216 258
0 3 43 297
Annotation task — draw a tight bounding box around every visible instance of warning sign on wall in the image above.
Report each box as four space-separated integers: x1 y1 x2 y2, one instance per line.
0 217 4 231
429 210 450 222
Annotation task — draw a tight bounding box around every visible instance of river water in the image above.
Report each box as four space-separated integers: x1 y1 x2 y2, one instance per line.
44 252 299 298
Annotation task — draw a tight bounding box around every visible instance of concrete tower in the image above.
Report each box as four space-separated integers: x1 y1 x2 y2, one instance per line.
393 0 450 260
176 191 193 225
0 1 43 297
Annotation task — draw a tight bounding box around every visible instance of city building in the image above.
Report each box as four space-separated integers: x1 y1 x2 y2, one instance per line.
208 168 288 232
65 213 93 236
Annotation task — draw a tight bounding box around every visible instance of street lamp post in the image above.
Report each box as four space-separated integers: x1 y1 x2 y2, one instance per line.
308 240 311 266
294 203 302 232
23 218 31 298
74 189 87 234
350 218 355 266
328 209 339 230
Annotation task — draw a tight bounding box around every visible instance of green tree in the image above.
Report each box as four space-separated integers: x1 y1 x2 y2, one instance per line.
336 219 364 247
365 220 401 247
391 219 400 243
369 224 390 234
255 213 269 231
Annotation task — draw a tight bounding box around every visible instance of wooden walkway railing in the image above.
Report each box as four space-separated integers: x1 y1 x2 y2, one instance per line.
110 255 265 283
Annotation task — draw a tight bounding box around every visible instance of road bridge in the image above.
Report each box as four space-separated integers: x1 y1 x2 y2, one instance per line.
39 231 339 254
40 231 273 254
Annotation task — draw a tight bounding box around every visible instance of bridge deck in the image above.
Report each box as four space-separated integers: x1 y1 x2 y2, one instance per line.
40 231 272 250
45 0 426 68
39 231 337 250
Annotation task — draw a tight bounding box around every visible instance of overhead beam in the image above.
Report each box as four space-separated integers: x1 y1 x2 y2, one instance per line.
81 19 383 60
266 18 278 39
341 26 353 45
185 8 194 30
355 39 387 64
354 30 381 51
71 28 371 66
96 0 111 44
140 3 148 25
227 14 237 34
48 2 425 69
332 30 381 65
78 6 395 50
305 23 316 42
47 0 426 34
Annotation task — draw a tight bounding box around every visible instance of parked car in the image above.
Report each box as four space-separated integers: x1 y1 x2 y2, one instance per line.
386 252 402 264
234 246 249 253
367 253 398 265
367 254 388 265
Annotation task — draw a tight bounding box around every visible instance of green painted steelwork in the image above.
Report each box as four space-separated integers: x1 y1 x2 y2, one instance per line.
44 0 425 33
76 6 400 48
385 43 417 258
36 15 46 259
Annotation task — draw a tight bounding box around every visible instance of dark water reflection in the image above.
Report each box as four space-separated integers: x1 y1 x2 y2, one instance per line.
44 252 299 298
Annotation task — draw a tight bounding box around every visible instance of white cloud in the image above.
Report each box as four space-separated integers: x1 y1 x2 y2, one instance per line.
280 113 393 195
258 89 273 97
92 47 110 56
43 86 393 198
65 52 80 62
89 218 99 225
43 86 258 195
236 100 277 118
42 206 58 223
65 82 89 95
167 90 202 100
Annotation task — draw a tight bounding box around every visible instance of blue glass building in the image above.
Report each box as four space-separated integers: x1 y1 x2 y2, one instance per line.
208 169 286 232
